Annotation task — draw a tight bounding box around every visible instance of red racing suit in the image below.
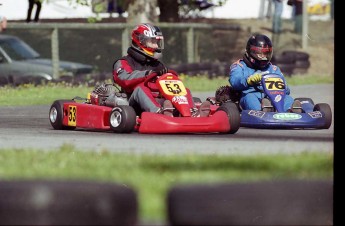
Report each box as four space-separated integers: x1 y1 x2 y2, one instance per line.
113 47 168 113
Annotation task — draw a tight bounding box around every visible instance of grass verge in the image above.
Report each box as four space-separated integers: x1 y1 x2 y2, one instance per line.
0 74 334 106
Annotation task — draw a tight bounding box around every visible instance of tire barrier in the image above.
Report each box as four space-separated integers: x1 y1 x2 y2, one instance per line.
170 62 229 78
0 180 138 225
167 180 332 226
171 50 311 78
0 179 332 225
272 50 311 76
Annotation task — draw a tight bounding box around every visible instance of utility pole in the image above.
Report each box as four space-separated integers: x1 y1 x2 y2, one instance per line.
302 0 308 49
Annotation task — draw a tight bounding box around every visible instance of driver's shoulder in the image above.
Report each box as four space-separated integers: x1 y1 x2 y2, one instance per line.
269 64 281 72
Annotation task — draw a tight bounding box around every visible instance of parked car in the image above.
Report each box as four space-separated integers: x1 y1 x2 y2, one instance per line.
0 34 97 86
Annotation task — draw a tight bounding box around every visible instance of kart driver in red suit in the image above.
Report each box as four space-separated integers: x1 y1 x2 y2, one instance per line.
112 23 211 117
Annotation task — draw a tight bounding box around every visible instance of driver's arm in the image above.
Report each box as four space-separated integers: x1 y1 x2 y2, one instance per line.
112 59 148 93
229 61 252 91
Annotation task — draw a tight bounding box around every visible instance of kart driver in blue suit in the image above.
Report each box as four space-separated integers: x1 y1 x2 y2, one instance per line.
228 33 301 113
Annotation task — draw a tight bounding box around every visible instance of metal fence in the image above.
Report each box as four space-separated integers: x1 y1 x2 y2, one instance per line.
7 22 243 79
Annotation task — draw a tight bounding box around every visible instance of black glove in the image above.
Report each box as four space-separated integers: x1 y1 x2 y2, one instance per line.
153 64 168 76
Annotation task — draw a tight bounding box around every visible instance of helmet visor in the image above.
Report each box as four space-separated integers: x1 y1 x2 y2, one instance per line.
249 45 272 61
140 36 164 51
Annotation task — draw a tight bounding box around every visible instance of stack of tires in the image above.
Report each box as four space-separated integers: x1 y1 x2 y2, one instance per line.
169 62 229 78
271 50 310 76
169 62 213 77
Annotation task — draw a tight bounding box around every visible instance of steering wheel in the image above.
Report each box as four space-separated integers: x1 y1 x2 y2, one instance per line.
167 69 179 76
143 69 179 87
143 71 159 87
253 82 264 93
253 74 266 93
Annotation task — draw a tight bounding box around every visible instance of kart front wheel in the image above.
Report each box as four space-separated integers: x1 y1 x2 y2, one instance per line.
49 100 76 130
109 105 137 133
314 103 332 129
216 102 241 134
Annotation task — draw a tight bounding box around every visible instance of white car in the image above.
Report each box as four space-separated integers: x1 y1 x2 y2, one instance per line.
0 34 96 86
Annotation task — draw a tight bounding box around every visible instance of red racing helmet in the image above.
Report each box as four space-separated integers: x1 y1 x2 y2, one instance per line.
131 23 164 59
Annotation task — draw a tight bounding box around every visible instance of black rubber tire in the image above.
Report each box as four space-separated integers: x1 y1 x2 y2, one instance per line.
293 68 309 75
0 75 10 86
192 97 202 104
271 53 295 64
216 101 240 134
9 75 49 86
180 62 212 72
49 99 76 130
169 64 188 74
295 60 311 69
282 50 310 61
275 63 295 77
167 180 332 226
294 97 315 106
109 105 137 133
0 180 138 225
314 103 332 129
169 63 213 76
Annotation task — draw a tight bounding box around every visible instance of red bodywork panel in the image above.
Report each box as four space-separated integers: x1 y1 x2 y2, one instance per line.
138 110 230 134
60 101 230 134
56 71 236 134
62 102 112 130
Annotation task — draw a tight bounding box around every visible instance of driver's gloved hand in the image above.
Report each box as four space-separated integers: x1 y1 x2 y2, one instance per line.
247 73 262 86
153 64 168 76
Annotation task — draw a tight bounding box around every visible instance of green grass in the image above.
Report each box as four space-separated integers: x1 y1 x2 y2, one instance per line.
0 147 333 223
0 74 334 106
0 74 334 223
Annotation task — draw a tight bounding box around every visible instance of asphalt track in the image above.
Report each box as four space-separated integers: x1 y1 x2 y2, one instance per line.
0 84 334 155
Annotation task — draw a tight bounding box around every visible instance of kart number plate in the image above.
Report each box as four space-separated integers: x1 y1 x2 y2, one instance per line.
67 105 77 126
264 77 285 90
159 80 187 96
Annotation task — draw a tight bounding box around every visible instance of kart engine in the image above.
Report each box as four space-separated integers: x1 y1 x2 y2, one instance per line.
90 83 129 107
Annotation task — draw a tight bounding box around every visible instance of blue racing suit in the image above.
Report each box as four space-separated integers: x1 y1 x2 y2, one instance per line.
229 59 294 111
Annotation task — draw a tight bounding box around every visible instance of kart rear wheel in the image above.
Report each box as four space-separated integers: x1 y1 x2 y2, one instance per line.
294 97 314 105
109 105 137 133
49 100 76 130
314 103 332 129
216 101 240 134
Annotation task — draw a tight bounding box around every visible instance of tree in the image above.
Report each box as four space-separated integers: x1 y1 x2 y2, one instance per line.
66 0 228 23
158 0 179 22
126 0 159 24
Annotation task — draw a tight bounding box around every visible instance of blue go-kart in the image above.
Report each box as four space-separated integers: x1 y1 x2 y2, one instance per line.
213 73 332 129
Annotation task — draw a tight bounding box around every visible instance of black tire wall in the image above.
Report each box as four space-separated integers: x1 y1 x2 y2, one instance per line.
0 180 138 225
167 180 333 226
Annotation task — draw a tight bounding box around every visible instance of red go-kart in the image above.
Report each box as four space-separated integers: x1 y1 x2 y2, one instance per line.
49 70 240 134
